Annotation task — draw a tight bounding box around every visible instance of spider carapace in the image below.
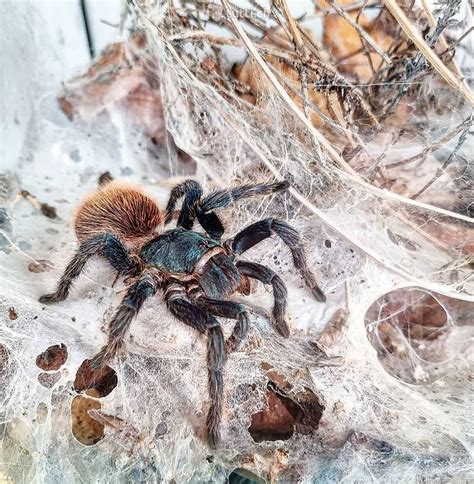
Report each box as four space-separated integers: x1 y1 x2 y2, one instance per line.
39 177 325 447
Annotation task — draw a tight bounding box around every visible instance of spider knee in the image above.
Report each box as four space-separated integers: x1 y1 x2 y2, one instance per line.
206 320 223 333
226 302 247 318
165 283 187 303
269 218 300 243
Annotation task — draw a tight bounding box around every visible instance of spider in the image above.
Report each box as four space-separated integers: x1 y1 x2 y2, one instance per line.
39 177 325 447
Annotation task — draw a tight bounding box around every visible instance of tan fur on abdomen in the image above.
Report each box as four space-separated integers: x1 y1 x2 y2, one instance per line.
74 181 163 244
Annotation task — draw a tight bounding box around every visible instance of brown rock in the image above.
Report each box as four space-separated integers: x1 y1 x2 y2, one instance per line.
74 359 117 398
71 392 104 446
36 344 68 371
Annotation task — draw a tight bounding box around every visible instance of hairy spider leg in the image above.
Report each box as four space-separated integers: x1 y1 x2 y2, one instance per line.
164 179 203 228
164 180 289 239
197 181 290 239
90 273 158 368
187 284 250 353
231 218 326 302
39 234 138 304
236 261 290 338
165 283 225 448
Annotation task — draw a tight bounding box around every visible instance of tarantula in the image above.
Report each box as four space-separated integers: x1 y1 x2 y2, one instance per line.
39 177 325 447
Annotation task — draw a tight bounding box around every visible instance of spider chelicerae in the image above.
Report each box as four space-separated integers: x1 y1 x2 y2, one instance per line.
39 176 325 447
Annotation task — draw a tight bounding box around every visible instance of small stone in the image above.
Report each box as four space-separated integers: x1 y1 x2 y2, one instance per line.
38 372 61 388
8 307 18 320
28 260 51 273
40 203 57 219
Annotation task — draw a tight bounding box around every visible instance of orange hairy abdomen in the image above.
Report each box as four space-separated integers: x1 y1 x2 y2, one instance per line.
74 181 163 244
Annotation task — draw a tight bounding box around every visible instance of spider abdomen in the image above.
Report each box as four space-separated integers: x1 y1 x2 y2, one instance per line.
74 181 163 244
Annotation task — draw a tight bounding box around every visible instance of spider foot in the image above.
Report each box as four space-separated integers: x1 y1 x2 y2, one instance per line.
207 427 220 449
90 340 124 369
39 292 66 304
89 352 108 370
310 284 326 303
273 180 290 192
273 317 291 338
206 412 221 449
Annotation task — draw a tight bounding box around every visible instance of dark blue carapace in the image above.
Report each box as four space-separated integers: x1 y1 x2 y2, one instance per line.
140 228 221 274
